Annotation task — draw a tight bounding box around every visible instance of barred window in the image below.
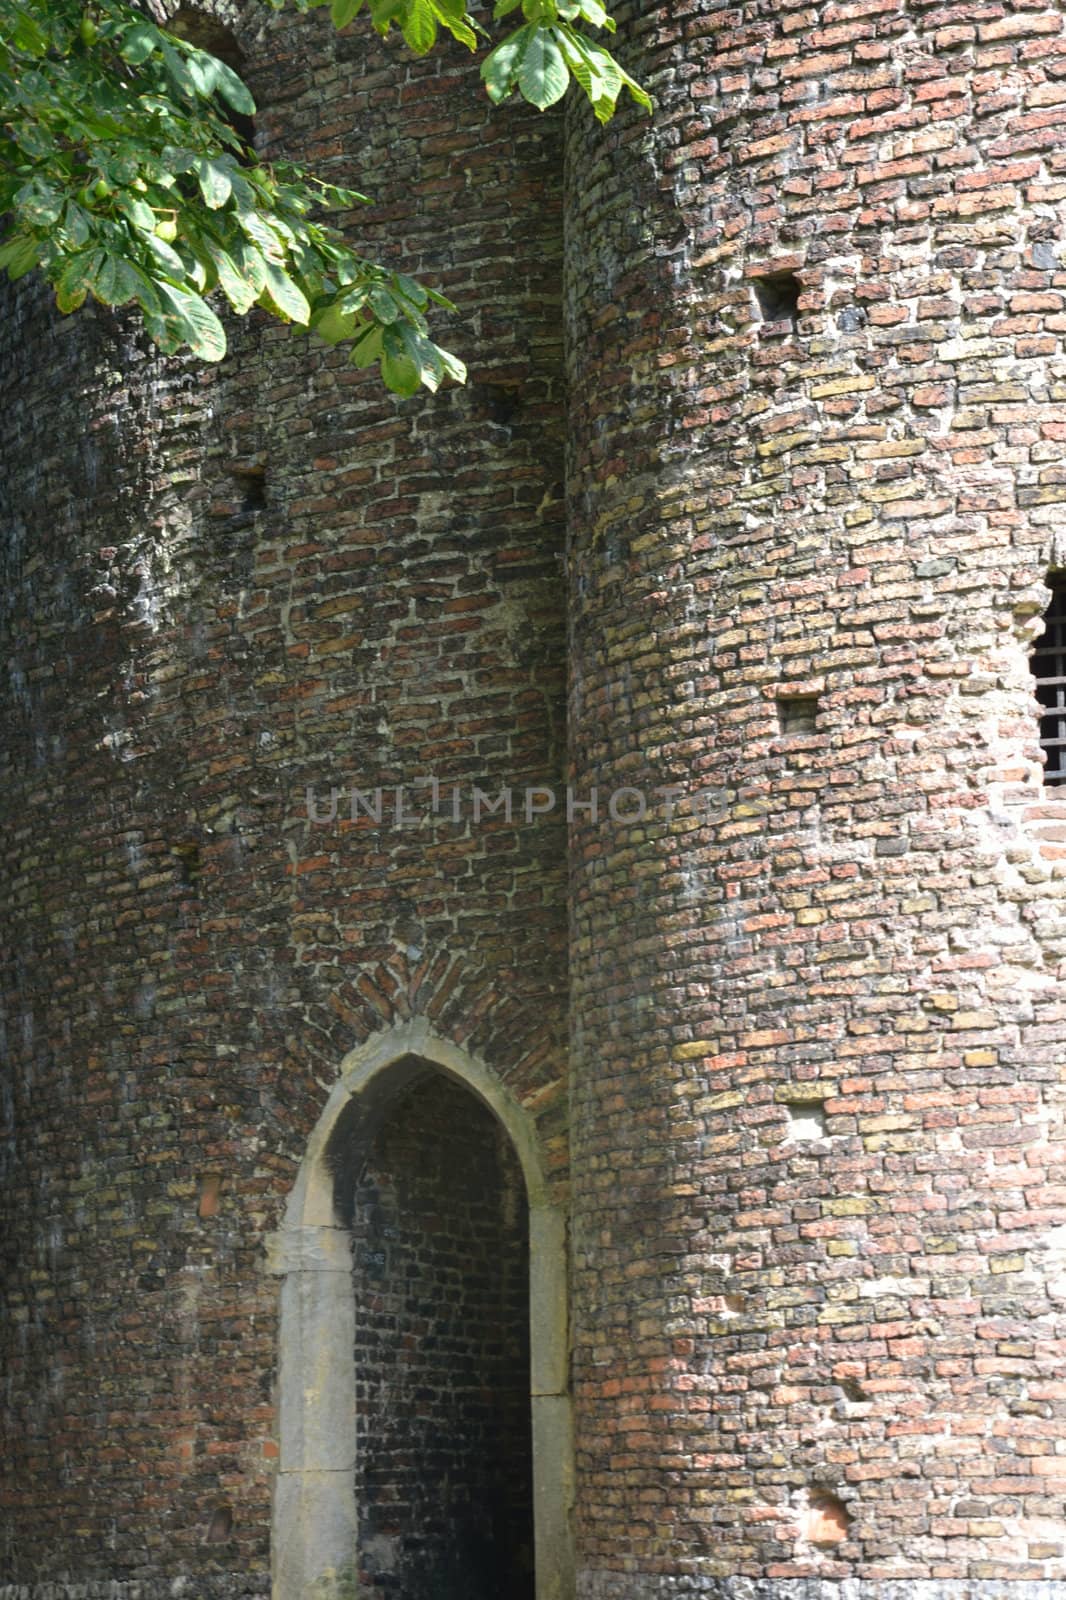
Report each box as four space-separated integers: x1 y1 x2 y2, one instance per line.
1032 576 1066 786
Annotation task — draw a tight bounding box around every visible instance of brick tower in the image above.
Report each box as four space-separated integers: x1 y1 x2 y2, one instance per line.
565 0 1066 1591
3 1 1066 1599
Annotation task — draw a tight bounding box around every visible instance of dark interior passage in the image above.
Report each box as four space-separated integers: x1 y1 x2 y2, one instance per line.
347 1070 533 1600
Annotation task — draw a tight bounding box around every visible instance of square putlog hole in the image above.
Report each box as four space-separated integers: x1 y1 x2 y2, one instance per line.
777 694 819 735
786 1101 828 1141
803 1489 851 1548
199 1174 222 1218
753 271 801 326
227 462 267 511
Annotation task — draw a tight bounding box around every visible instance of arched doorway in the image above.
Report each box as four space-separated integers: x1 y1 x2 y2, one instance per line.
340 1067 533 1598
271 1023 573 1600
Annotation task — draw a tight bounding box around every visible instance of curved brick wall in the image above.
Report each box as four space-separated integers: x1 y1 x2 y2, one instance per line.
0 1 566 1587
565 0 1066 1593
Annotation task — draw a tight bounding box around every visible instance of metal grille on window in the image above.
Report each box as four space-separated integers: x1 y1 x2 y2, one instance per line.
1032 577 1066 785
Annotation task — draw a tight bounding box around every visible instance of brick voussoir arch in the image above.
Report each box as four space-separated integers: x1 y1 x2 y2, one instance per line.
312 943 568 1118
268 1018 575 1600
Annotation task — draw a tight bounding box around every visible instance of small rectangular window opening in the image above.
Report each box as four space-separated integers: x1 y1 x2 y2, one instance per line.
1032 576 1066 785
777 693 819 735
753 271 801 327
785 1101 828 1141
228 462 267 511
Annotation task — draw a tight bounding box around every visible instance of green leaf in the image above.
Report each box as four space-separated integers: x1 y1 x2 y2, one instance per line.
367 283 400 323
337 283 370 314
181 49 214 99
15 179 63 227
13 120 55 159
381 335 421 396
395 272 428 308
119 21 162 66
555 23 648 116
616 61 651 114
438 346 467 384
126 268 163 318
430 0 478 48
481 23 533 103
311 302 360 344
116 193 158 234
9 7 47 54
260 260 311 324
145 231 187 279
370 0 405 33
349 323 384 368
566 0 610 25
556 25 616 105
105 154 140 188
156 282 228 360
180 237 209 293
239 208 284 260
161 42 200 101
0 232 42 280
517 26 569 108
138 299 180 355
402 0 437 54
228 236 269 295
315 180 371 208
54 250 103 312
331 0 365 24
91 253 143 306
196 157 233 210
212 59 256 117
161 146 198 175
61 203 91 249
55 279 88 314
397 324 444 390
590 0 613 25
206 243 259 314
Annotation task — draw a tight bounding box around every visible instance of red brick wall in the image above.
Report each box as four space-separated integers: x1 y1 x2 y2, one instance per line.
566 0 1066 1591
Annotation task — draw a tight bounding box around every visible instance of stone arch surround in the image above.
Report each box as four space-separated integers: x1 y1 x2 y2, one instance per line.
269 1021 574 1600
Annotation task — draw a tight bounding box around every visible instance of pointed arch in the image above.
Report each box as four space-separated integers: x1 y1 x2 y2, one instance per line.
270 1019 574 1600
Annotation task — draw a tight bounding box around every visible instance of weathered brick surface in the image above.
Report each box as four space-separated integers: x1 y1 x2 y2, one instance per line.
0 1 566 1584
565 0 1066 1587
577 1585 1066 1600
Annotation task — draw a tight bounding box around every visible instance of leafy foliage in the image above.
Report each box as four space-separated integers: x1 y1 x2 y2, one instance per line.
481 0 648 118
0 0 648 393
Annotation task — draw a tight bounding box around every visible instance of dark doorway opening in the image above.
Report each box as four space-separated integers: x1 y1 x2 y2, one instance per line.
340 1067 534 1600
